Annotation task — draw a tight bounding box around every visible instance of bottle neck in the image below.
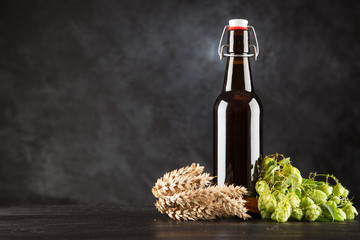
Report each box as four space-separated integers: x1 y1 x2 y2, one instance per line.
222 30 253 92
223 57 253 92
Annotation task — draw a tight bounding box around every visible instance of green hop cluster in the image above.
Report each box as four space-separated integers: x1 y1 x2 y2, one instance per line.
343 203 358 219
305 204 322 221
271 201 291 222
291 207 303 220
255 180 270 195
258 192 277 212
256 154 358 223
309 190 327 204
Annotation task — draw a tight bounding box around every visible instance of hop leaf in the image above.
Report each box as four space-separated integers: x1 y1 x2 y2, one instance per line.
326 200 337 210
321 201 336 221
263 156 276 169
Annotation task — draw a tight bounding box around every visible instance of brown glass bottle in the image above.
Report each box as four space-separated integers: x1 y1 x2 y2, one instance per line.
213 26 263 200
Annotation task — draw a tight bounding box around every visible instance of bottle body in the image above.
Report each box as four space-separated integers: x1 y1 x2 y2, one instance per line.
213 86 263 196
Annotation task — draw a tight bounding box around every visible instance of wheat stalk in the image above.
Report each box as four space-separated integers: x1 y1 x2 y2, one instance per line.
152 163 249 221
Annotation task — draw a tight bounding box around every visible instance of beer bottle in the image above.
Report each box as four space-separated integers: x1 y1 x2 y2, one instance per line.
213 19 262 211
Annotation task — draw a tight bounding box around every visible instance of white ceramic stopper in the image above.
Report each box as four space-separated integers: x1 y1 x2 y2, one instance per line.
229 19 248 27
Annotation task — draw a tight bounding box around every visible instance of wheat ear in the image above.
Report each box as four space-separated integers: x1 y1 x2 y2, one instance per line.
152 163 249 221
152 163 213 198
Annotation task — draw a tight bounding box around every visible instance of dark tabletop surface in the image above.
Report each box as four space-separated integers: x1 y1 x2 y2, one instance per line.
0 205 359 239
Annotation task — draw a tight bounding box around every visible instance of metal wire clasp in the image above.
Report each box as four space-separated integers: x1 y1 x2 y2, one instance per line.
217 25 260 61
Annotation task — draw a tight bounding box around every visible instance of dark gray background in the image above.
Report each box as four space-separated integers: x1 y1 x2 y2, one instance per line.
0 0 359 207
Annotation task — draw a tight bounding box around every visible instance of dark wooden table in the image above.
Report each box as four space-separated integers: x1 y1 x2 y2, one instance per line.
0 205 359 239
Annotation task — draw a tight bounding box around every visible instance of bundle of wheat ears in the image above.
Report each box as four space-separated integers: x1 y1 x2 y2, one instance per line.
152 163 249 221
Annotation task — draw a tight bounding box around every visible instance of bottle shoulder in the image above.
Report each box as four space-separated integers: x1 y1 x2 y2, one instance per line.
214 91 262 107
213 91 262 116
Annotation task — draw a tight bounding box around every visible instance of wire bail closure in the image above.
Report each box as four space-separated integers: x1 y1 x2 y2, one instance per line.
217 25 260 61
